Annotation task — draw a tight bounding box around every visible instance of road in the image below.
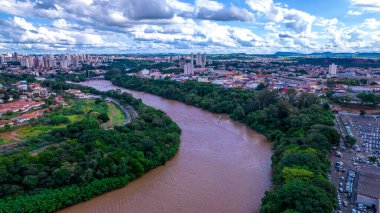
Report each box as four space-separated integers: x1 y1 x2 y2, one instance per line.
105 97 136 125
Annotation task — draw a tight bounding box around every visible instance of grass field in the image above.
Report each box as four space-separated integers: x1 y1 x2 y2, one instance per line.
0 99 125 144
101 102 125 129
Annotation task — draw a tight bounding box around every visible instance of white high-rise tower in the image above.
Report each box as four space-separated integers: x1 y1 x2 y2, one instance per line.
329 63 337 76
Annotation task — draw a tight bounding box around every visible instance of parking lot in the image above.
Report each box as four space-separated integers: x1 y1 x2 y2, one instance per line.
331 114 380 213
340 114 380 157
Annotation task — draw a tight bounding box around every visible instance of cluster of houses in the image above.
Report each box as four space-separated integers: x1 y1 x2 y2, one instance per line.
0 81 67 128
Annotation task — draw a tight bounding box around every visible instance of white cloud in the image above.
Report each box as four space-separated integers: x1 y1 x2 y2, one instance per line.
195 0 224 11
347 10 362 15
166 0 194 12
0 0 378 53
362 18 380 30
13 17 36 31
246 0 315 35
315 18 339 27
52 19 69 28
350 0 380 13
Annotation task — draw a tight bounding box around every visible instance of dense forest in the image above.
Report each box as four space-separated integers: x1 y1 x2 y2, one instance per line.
106 73 340 213
0 82 181 212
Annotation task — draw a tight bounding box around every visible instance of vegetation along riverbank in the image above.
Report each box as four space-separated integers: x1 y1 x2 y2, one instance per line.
106 72 340 213
0 81 180 213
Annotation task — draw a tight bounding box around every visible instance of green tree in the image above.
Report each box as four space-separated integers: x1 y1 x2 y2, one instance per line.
345 135 356 146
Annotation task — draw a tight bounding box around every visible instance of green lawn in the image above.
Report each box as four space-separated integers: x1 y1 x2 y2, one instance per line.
16 125 65 139
0 99 121 144
101 102 125 129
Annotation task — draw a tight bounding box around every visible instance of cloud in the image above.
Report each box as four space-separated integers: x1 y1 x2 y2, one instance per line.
124 0 174 20
347 10 362 15
166 0 193 12
349 0 380 13
196 5 254 22
195 0 224 11
0 0 378 53
52 19 69 28
315 18 339 27
362 18 380 30
245 0 315 35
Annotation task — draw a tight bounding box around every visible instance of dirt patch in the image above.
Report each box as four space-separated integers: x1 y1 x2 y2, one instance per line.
0 130 22 151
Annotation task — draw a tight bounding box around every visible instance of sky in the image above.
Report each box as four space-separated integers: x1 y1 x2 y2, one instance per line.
0 0 379 54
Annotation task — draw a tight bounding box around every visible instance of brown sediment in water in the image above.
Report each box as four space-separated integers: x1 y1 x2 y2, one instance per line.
60 80 272 213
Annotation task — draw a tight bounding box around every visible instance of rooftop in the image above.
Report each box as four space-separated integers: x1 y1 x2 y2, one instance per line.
357 168 380 199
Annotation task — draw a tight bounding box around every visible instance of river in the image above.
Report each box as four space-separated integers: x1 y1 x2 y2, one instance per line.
61 80 272 213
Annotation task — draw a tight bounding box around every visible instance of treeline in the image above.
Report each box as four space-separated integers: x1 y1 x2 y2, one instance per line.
0 82 181 212
296 57 380 68
99 59 176 73
106 73 339 213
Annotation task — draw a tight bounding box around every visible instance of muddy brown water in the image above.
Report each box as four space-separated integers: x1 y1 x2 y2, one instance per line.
60 80 272 213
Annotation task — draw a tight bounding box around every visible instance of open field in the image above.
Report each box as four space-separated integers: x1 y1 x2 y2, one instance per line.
101 102 125 129
0 99 110 145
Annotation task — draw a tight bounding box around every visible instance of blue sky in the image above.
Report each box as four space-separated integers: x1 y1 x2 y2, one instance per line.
0 0 379 54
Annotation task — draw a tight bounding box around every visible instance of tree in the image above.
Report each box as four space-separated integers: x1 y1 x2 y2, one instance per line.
345 135 356 146
256 83 267 91
368 156 377 162
357 93 380 106
231 105 245 121
22 175 38 189
360 109 366 116
298 93 319 108
97 113 110 123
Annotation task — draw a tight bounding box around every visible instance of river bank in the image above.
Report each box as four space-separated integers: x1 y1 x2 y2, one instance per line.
60 80 272 213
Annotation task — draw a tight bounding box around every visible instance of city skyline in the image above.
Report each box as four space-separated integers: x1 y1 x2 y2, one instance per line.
0 0 379 54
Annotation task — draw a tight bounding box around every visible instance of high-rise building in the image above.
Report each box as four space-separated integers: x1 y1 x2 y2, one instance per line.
60 60 68 69
184 63 194 75
329 63 337 76
20 56 34 68
201 53 206 68
0 55 4 64
196 53 201 66
27 56 34 68
12 52 18 61
37 56 44 67
179 56 186 69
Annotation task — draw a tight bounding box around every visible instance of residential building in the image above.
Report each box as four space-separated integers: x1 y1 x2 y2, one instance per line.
329 63 337 76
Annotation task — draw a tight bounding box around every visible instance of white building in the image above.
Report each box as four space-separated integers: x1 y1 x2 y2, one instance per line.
21 56 34 68
60 60 68 69
197 76 209 82
140 69 150 75
0 55 4 64
184 63 194 75
329 63 337 76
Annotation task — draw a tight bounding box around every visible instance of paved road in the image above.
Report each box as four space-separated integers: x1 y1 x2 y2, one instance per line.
105 97 137 125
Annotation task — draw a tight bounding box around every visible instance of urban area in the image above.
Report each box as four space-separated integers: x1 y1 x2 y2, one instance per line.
0 52 380 213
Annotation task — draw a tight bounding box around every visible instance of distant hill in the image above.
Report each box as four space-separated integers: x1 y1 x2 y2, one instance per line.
273 52 380 58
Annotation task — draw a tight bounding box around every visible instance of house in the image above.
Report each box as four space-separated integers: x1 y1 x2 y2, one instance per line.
29 83 41 90
0 120 13 128
17 84 28 91
0 100 45 115
12 109 45 124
